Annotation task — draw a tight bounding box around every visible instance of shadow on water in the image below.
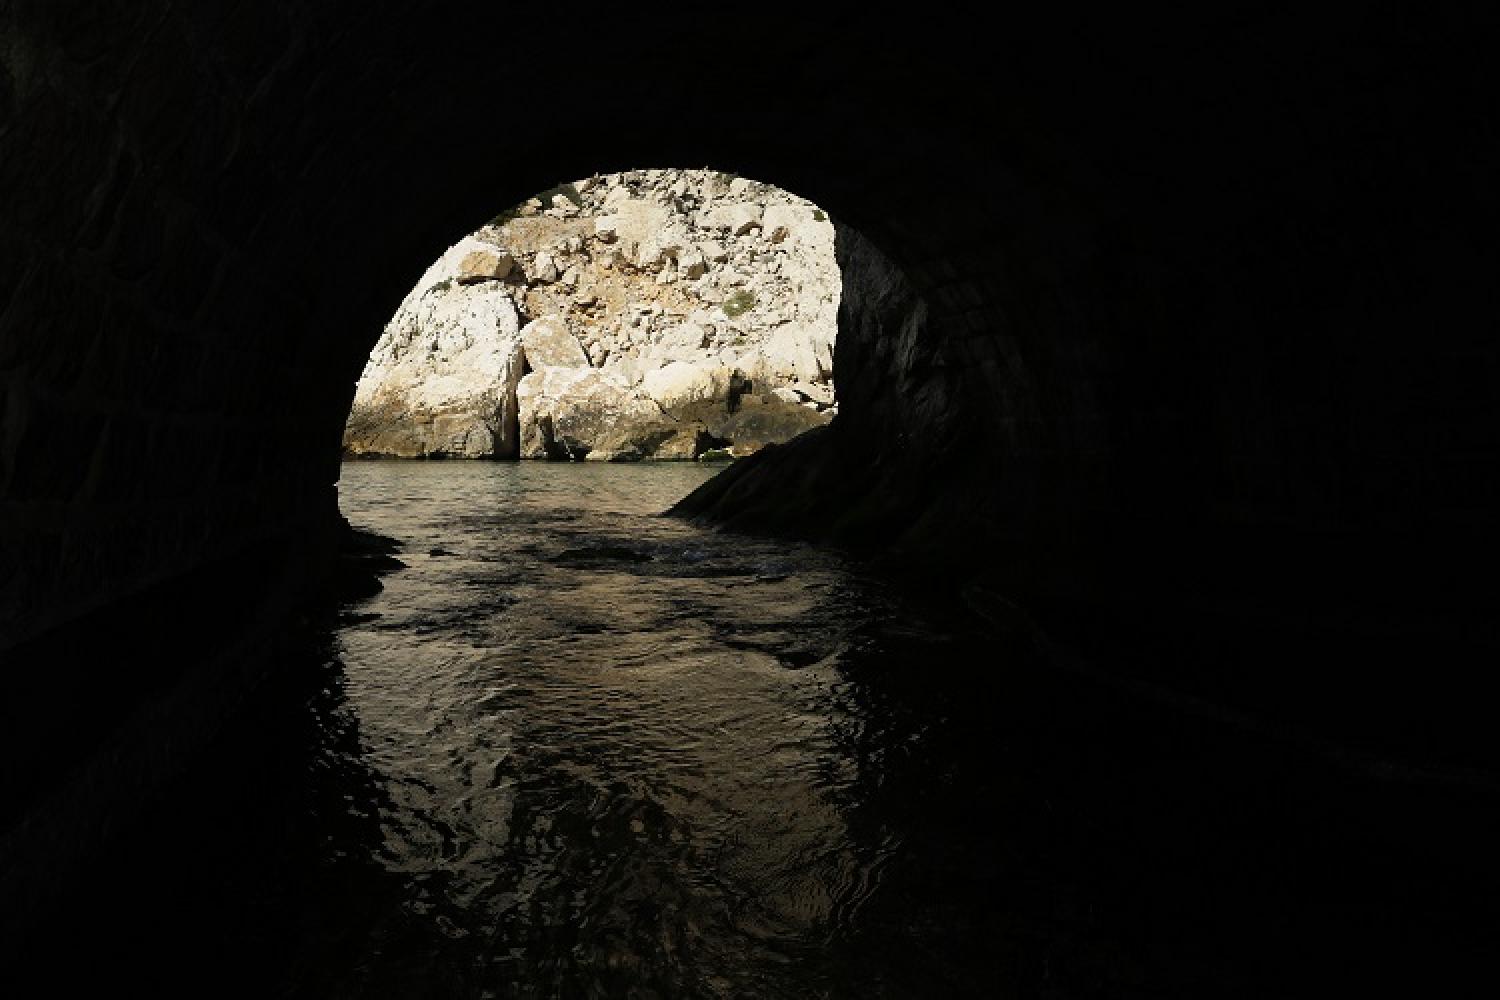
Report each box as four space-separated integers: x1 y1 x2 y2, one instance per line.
10 462 1500 998
821 598 1500 999
8 625 407 995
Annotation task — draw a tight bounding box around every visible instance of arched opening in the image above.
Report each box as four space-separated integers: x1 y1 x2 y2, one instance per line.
131 170 989 997
3 6 1496 996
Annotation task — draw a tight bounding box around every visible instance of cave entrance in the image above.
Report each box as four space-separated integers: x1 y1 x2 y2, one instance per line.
340 168 842 467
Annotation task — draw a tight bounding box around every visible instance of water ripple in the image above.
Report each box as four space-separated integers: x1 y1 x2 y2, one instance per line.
323 461 904 996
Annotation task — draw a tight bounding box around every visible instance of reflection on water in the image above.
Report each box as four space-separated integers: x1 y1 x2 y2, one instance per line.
19 462 1500 998
323 462 907 997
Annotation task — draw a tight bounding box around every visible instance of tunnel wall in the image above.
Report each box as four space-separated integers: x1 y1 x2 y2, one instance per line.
2 6 1497 766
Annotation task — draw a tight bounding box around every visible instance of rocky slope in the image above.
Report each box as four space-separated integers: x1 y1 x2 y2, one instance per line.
344 169 839 460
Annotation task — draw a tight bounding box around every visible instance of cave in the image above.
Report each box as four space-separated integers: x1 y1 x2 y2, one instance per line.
2 5 1497 996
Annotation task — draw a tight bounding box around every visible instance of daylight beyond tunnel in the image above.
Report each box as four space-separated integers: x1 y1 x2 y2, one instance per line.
344 170 842 463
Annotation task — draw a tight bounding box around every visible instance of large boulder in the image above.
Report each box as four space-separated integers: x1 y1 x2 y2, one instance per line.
345 279 524 457
641 360 733 413
519 316 590 369
751 324 832 383
457 249 515 283
516 367 679 461
635 323 713 370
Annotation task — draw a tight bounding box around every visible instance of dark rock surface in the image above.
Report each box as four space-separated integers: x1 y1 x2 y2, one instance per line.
1 4 1498 953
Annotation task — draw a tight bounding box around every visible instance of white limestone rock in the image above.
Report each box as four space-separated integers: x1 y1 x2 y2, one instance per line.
519 315 590 369
347 168 841 461
753 324 830 383
529 251 560 284
698 202 763 236
345 260 524 457
457 248 515 283
601 197 672 254
641 360 733 412
677 248 707 280
516 367 675 461
793 380 835 406
762 204 825 249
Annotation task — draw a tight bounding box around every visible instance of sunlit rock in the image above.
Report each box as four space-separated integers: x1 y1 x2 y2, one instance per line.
344 277 524 458
516 367 676 461
698 202 763 236
519 316 590 369
344 168 841 460
641 360 734 413
528 251 560 284
457 249 514 283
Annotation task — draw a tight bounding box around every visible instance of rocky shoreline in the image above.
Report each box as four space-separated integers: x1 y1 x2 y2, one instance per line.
343 169 840 461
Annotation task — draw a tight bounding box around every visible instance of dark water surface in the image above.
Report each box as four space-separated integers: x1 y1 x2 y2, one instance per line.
16 462 1500 997
317 462 914 996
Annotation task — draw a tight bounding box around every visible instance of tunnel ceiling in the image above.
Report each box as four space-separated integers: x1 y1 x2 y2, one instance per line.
1 4 1496 649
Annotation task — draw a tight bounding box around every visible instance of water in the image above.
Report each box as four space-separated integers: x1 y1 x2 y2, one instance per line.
321 462 908 996
17 462 1500 997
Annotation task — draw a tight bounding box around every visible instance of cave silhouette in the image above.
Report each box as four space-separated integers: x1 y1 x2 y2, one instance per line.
2 4 1497 995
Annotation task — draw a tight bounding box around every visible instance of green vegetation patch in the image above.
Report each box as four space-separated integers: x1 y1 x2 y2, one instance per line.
722 289 756 318
698 447 735 463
